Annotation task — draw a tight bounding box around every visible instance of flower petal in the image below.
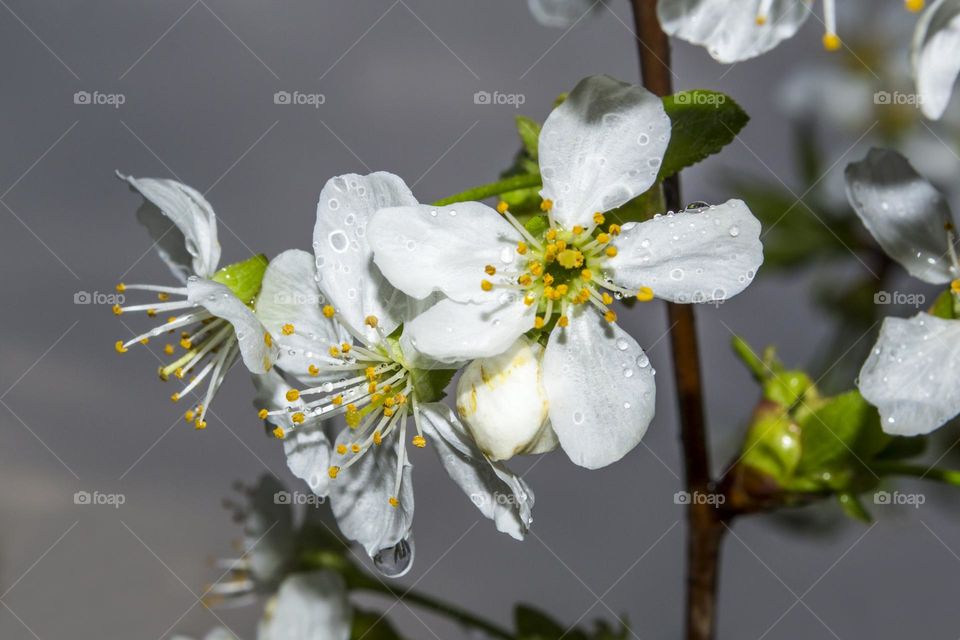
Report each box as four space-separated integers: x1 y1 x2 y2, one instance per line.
240 474 295 586
527 0 597 27
845 148 955 284
859 312 960 436
542 307 656 469
314 172 421 342
404 296 535 363
255 249 350 382
368 202 523 303
657 0 812 64
606 199 763 303
118 173 221 280
419 402 534 540
328 433 414 560
258 571 352 640
187 277 279 373
538 75 670 228
913 0 960 120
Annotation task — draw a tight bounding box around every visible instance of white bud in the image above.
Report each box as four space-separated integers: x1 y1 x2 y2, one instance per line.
455 336 558 461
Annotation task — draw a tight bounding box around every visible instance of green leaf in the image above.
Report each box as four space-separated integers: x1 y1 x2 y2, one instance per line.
874 434 927 461
351 609 405 640
658 90 749 181
214 253 269 304
516 115 541 159
515 605 587 640
409 367 455 403
837 492 872 523
929 289 956 319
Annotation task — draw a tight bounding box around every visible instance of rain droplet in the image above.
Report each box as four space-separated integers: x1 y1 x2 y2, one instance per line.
623 368 634 378
328 230 349 253
374 538 415 578
615 338 630 351
636 354 649 368
500 247 514 264
728 225 740 237
572 411 585 425
670 268 684 281
328 198 340 211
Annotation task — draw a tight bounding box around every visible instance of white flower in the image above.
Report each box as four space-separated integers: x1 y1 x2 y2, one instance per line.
455 336 558 461
846 147 960 435
367 75 763 469
113 173 280 428
527 0 598 28
256 173 535 573
912 0 960 119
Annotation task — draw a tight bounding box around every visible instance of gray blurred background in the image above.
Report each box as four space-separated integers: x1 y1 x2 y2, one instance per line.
2 1 959 638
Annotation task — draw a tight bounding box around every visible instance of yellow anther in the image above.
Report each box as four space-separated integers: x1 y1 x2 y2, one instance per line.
905 0 924 11
481 279 494 292
412 435 427 448
604 310 617 323
346 411 361 428
556 284 569 295
365 366 377 381
593 212 605 225
496 200 509 214
572 225 584 235
195 419 208 430
272 426 285 439
558 316 569 328
115 283 126 292
822 32 841 51
364 315 379 328
174 368 185 379
581 269 593 281
530 262 544 276
543 285 555 299
557 249 584 269
328 466 340 479
543 274 555 286
545 228 558 241
114 340 128 354
396 393 407 405
185 409 195 422
258 408 269 420
281 323 295 335
540 199 554 212
368 382 378 394
351 443 361 454
308 364 320 377
597 233 611 244
517 241 528 255
139 337 148 344
112 304 123 316
755 14 767 25
163 344 175 355
578 288 590 304
534 316 545 329
170 392 180 402
285 389 300 402
329 346 341 357
384 407 395 417
263 332 273 347
157 292 170 302
556 240 568 251
605 246 618 258
332 395 344 406
337 444 347 455
292 412 305 424
323 305 336 318
388 496 399 508
147 308 157 317
384 396 396 408
524 293 536 306
485 264 497 276
608 224 621 235
518 274 533 286
180 338 192 349
341 342 351 353
167 317 178 324
373 430 383 445
602 292 614 305
637 286 655 302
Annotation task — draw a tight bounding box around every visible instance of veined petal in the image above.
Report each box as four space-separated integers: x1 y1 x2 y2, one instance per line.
118 173 221 280
913 0 960 120
404 296 534 363
845 148 955 284
542 307 655 469
368 202 523 303
527 0 597 27
606 200 763 303
258 571 351 640
314 173 420 342
187 278 279 374
419 402 534 540
859 312 960 436
657 0 812 64
255 249 350 382
539 75 670 229
328 434 413 559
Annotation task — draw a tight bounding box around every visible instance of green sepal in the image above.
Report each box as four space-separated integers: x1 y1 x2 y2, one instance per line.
384 327 455 403
929 289 958 319
837 492 872 523
212 253 269 305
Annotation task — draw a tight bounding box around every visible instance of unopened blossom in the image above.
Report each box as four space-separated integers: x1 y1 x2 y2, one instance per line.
526 0 598 27
913 0 960 119
257 173 535 573
367 75 763 469
847 148 960 435
112 174 279 428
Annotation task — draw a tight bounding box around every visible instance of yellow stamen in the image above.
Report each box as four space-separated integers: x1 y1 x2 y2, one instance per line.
157 292 170 302
322 305 336 318
332 395 344 406
114 340 128 354
608 224 621 235
485 264 497 276
545 228 558 241
496 200 509 214
180 338 192 349
593 212 605 225
281 323 295 335
112 304 123 316
481 280 494 292
604 310 617 323
558 316 569 328
597 233 610 244
905 0 924 11
365 315 379 328
292 412 305 424
412 435 427 448
601 292 614 305
518 274 533 286
581 269 593 280
373 431 383 445
517 241 528 255
822 33 841 51
258 408 269 420
540 199 553 212
195 419 207 430
755 14 767 25
351 443 361 453
272 427 285 439
341 342 351 353
308 364 320 376
285 389 300 402
146 309 157 317
115 283 126 292
337 444 347 455
328 466 340 479
163 344 175 355
534 316 545 329
572 225 584 235
170 392 180 402
329 346 341 357
185 409 195 422
637 286 655 302
543 274 555 286
605 246 618 258
263 332 273 347
388 496 399 508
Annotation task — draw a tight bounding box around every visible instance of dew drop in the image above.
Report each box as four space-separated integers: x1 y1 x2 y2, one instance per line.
328 230 349 253
328 198 340 211
670 268 684 281
572 411 585 425
623 368 634 378
615 338 629 351
374 538 415 578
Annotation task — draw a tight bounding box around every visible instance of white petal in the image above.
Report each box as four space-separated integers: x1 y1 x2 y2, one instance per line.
118 173 221 280
314 172 420 341
258 571 351 640
913 0 960 120
241 474 295 586
187 278 279 374
368 202 524 303
328 434 414 559
859 312 960 436
419 402 534 540
255 249 350 382
527 0 596 27
845 148 955 284
606 200 763 303
404 296 534 363
538 75 670 228
657 0 812 64
542 307 656 469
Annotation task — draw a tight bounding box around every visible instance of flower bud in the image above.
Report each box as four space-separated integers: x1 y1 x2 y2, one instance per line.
455 336 558 461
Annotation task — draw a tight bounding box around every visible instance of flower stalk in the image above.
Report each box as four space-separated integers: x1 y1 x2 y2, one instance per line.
433 172 542 206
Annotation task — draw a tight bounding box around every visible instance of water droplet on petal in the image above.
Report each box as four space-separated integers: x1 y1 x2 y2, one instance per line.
374 538 415 578
728 225 740 237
